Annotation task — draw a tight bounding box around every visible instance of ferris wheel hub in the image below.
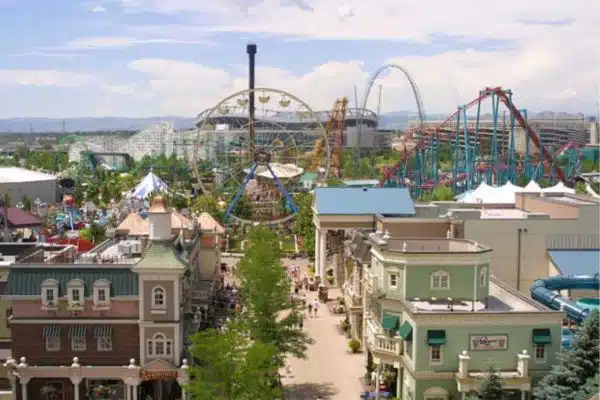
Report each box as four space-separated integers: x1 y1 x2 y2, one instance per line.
253 150 271 165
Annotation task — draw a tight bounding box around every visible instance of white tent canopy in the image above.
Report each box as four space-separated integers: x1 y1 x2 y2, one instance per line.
126 172 169 199
542 181 576 194
523 180 542 193
458 181 521 205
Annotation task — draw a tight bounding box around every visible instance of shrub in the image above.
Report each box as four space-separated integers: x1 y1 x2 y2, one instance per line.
348 339 361 353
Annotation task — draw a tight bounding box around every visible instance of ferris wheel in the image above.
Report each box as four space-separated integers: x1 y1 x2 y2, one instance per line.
193 87 329 224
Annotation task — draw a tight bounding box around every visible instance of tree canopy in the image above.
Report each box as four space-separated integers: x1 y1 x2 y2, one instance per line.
293 192 315 256
534 310 599 400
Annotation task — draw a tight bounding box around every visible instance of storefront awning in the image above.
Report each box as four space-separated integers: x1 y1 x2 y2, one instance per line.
532 329 552 344
94 325 112 338
69 325 86 338
427 330 446 345
382 314 400 331
42 325 61 337
398 321 413 340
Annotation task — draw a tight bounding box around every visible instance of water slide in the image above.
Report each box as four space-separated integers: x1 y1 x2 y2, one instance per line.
531 274 600 324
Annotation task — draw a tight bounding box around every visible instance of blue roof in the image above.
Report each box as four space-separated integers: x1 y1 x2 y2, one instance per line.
314 187 415 215
548 249 600 276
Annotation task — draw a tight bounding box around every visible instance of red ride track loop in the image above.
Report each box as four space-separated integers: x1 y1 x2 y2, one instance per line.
381 87 566 186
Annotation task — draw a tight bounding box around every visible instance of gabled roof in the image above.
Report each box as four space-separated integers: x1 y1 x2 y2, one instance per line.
4 267 138 297
171 209 193 230
548 249 600 276
196 212 225 234
314 187 415 216
134 241 186 270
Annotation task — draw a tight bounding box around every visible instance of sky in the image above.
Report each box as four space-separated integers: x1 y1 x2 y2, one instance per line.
0 0 598 118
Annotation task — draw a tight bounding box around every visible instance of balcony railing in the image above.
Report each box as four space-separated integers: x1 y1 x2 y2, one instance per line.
344 285 363 309
365 318 402 357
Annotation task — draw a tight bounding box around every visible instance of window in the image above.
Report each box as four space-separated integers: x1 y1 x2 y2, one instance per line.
46 337 61 352
431 271 450 290
71 337 86 352
534 344 546 362
389 273 398 289
423 387 449 400
480 267 488 287
41 279 59 307
67 279 85 307
429 345 443 364
147 333 172 357
152 286 166 309
97 336 113 352
405 340 413 358
93 279 111 308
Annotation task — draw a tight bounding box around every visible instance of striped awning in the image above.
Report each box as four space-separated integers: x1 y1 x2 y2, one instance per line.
94 325 112 338
69 325 86 338
42 325 61 338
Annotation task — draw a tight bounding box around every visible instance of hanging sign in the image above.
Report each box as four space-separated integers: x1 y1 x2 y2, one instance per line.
141 370 178 381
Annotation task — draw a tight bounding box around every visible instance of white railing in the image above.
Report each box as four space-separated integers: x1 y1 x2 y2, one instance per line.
375 335 402 356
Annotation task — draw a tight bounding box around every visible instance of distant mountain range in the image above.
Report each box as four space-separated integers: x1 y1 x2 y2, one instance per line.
0 111 591 133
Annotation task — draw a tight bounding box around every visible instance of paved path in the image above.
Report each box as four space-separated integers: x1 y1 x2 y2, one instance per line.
282 288 365 400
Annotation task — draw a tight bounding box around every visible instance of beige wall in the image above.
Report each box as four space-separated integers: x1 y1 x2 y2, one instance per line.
464 217 599 294
0 300 10 341
143 280 175 321
378 220 450 238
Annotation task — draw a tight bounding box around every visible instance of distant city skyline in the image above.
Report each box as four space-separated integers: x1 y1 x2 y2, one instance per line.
0 1 597 118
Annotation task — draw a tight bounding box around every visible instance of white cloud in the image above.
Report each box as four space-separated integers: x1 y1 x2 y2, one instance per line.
90 5 106 12
52 36 209 51
0 70 95 87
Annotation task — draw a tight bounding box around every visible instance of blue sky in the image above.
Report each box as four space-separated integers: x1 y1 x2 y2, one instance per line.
0 0 597 118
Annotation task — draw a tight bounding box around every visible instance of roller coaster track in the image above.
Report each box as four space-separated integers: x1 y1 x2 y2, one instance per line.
381 87 567 186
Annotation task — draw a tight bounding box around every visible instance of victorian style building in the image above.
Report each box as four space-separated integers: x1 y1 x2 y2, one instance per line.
1 196 200 400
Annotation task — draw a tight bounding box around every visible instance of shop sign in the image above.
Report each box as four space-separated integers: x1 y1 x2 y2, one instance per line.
141 370 178 381
469 334 508 350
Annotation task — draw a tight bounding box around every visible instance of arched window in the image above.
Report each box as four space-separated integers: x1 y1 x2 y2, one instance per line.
152 286 166 309
430 270 450 290
423 386 449 400
479 267 488 287
147 333 172 356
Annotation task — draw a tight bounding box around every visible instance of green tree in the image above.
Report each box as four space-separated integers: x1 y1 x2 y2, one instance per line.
534 310 599 400
21 196 32 212
193 193 219 214
575 182 588 196
187 323 282 400
237 227 313 364
466 366 504 400
293 192 315 256
80 222 106 244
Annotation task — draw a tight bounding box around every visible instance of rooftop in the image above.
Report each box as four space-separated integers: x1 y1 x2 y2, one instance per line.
0 167 57 183
314 187 415 216
369 233 491 254
479 208 531 219
548 249 600 276
0 207 43 228
405 277 547 313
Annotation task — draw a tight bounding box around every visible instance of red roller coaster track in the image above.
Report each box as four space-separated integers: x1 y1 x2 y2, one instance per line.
381 87 566 185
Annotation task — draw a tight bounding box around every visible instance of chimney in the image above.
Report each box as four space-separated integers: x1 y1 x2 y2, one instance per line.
147 196 171 240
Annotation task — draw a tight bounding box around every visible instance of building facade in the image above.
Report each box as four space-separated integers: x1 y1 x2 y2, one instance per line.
2 197 192 400
362 233 563 400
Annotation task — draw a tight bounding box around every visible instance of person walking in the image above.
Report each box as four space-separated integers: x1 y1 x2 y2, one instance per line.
307 302 313 317
312 299 320 317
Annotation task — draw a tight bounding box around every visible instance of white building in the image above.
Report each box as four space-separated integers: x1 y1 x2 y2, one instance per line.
0 167 57 204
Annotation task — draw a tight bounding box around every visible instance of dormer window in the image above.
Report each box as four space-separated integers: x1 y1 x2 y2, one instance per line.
41 279 59 309
151 286 166 312
67 279 85 309
480 267 488 287
431 270 450 290
93 279 111 309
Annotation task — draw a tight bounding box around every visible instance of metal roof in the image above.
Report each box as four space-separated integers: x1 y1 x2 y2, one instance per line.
548 249 600 276
0 167 57 183
314 187 415 216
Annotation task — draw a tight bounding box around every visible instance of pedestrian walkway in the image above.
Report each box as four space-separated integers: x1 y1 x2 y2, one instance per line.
282 288 365 400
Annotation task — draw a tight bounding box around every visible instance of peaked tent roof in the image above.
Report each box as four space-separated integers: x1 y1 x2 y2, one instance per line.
127 172 169 199
171 209 193 230
543 181 576 194
116 213 150 235
196 212 225 234
524 180 543 192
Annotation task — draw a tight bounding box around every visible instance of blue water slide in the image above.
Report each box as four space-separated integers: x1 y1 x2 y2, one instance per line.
530 274 600 324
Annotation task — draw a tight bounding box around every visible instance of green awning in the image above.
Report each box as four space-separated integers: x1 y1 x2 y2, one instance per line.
532 329 552 344
398 321 413 340
69 325 86 338
427 330 446 345
42 325 61 337
94 325 112 338
382 314 400 331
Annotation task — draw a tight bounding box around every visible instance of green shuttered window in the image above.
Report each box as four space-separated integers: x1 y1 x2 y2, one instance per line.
68 325 87 338
532 329 552 344
42 325 61 337
94 325 113 338
427 330 446 345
